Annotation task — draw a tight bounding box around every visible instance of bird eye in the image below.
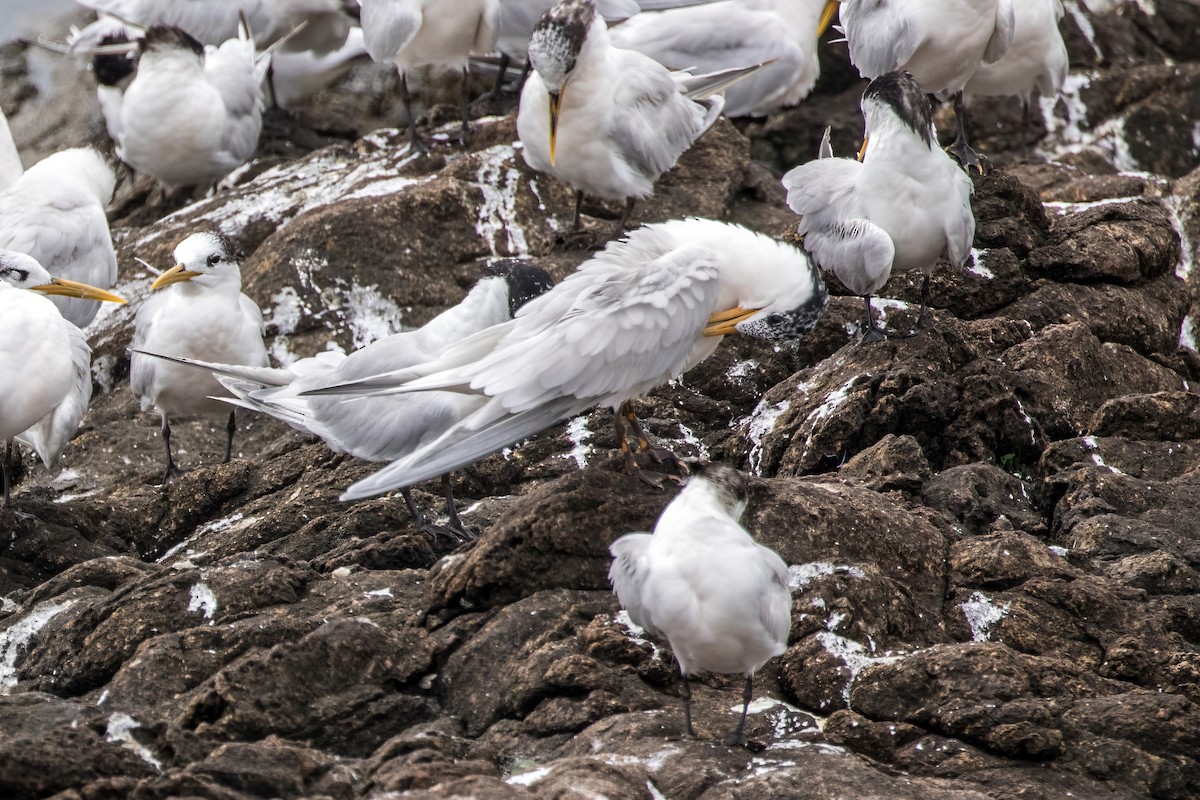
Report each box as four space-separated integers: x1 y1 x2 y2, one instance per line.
207 254 221 266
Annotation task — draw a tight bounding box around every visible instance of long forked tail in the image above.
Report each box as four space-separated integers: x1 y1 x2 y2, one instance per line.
129 349 294 388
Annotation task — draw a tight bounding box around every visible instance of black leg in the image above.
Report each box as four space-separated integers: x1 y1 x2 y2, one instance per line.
681 673 698 738
224 410 236 463
441 474 476 542
3 439 11 507
611 197 636 238
512 58 532 94
161 415 183 485
861 295 886 343
614 403 682 488
401 486 475 544
400 487 428 528
721 675 754 746
947 91 987 174
266 61 280 111
486 51 511 100
571 190 584 231
401 72 427 154
458 67 472 144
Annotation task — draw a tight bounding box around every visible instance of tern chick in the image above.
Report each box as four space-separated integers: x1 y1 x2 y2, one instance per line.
782 71 975 341
609 461 791 747
517 0 754 233
302 218 827 500
0 251 126 506
134 260 554 539
826 0 1015 172
130 232 269 484
0 148 118 330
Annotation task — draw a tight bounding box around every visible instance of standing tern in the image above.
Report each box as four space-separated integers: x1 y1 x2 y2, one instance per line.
517 0 756 233
0 251 126 507
963 0 1068 145
609 0 828 117
129 232 269 484
107 22 269 188
0 148 119 329
358 0 500 149
825 0 1015 172
782 71 975 341
133 260 554 538
302 218 828 499
609 461 790 746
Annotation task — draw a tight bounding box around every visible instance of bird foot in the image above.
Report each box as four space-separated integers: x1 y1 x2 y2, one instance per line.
628 467 680 489
160 465 186 486
419 520 477 544
861 326 888 343
555 227 602 251
945 141 991 175
719 732 766 752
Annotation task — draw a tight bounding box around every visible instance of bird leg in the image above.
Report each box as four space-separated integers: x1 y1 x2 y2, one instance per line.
401 72 428 154
401 486 474 544
510 58 533 94
485 51 511 101
161 416 184 485
721 674 757 748
909 273 932 334
614 403 684 488
611 197 637 239
946 91 988 174
571 190 584 231
860 295 887 343
457 67 473 145
441 474 476 542
223 410 237 463
2 439 11 507
680 673 698 738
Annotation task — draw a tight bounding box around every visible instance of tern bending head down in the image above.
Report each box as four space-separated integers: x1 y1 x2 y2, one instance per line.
609 461 791 746
304 217 828 500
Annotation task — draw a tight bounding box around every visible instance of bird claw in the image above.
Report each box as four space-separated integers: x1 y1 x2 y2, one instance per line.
160 465 186 486
419 520 477 544
719 732 765 752
945 141 990 175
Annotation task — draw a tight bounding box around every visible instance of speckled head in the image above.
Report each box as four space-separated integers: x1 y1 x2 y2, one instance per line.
0 250 49 289
862 71 935 147
738 280 829 341
140 25 205 59
528 0 597 91
174 231 241 269
93 33 138 87
690 461 749 516
483 259 556 317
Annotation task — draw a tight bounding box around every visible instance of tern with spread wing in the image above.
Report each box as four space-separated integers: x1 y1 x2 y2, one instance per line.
0 251 126 506
304 218 827 500
610 462 790 746
782 71 975 341
134 260 554 538
517 0 758 233
130 232 269 484
825 0 1015 171
0 148 118 329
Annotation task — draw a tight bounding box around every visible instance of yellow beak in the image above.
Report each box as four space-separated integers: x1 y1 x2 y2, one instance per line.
857 133 869 162
818 0 839 36
703 306 763 337
151 264 202 290
548 89 563 167
31 276 126 304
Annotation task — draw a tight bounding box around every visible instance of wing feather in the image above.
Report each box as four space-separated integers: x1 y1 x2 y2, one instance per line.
984 0 1016 65
609 532 660 635
17 323 92 468
359 0 422 62
609 51 709 181
840 0 917 79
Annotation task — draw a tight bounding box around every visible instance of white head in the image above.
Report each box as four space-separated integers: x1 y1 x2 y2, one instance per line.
151 232 244 291
0 249 126 304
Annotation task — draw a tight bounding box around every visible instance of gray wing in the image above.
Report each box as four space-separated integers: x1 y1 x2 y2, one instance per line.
609 49 711 181
984 0 1016 65
205 36 265 164
359 0 422 61
943 170 976 269
339 245 722 497
757 544 792 651
0 110 20 191
840 0 917 79
17 323 92 468
782 156 895 296
609 532 660 636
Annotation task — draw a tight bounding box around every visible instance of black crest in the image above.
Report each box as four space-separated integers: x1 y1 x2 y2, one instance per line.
692 461 749 507
484 259 555 317
528 0 596 84
863 71 935 147
93 33 137 86
140 25 205 58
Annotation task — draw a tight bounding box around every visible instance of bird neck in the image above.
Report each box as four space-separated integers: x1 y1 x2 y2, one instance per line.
656 480 746 539
863 114 935 164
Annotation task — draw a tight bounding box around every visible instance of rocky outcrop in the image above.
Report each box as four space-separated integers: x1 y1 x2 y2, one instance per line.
1 1 1199 799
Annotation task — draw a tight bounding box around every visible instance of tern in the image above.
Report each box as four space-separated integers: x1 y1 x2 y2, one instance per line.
0 148 118 329
963 0 1068 145
106 22 269 188
609 461 791 746
358 0 500 150
130 232 270 484
0 109 20 191
782 71 975 341
302 218 828 500
825 0 1015 171
517 0 758 233
133 259 554 538
0 251 126 506
609 0 828 117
